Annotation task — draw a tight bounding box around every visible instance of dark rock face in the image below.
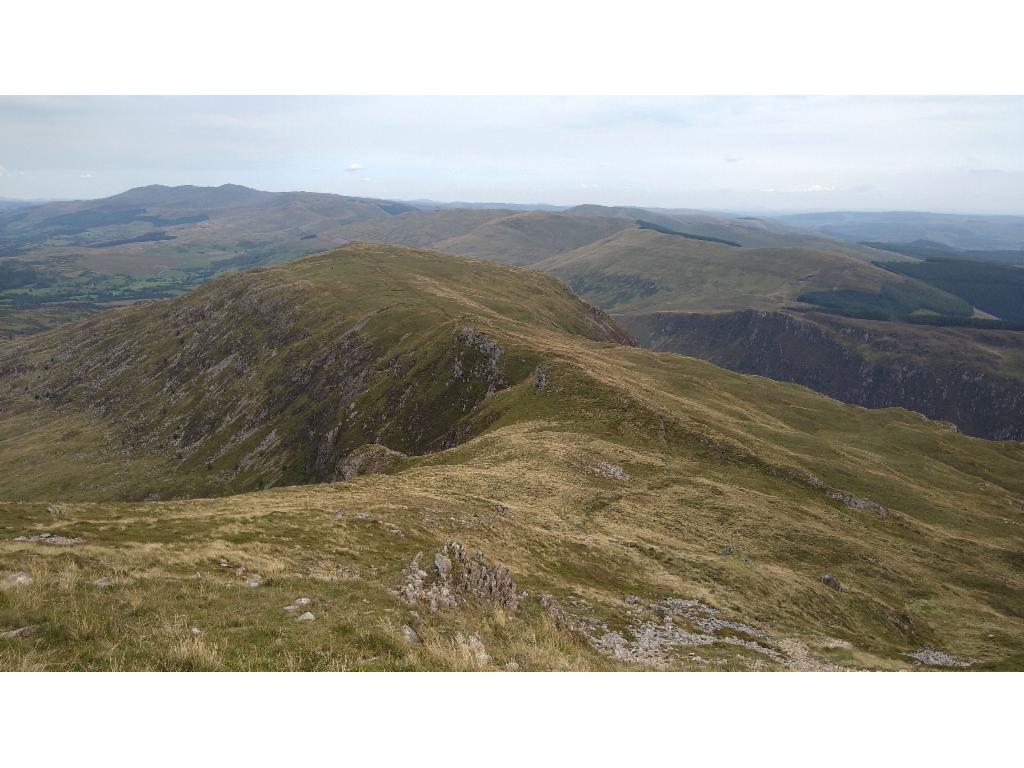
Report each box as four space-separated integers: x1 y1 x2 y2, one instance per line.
620 310 1024 441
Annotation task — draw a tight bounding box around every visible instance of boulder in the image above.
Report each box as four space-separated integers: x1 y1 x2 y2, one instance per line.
401 624 420 644
821 574 842 591
0 571 33 590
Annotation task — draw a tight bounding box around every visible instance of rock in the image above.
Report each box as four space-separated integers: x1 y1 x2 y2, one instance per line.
541 595 571 629
396 542 520 613
46 505 64 517
822 637 854 650
885 610 917 638
296 611 315 622
434 551 452 579
583 595 781 668
401 624 420 644
14 532 81 545
93 576 112 588
2 625 37 639
721 545 735 556
293 597 312 606
821 574 842 591
494 504 510 516
334 443 405 482
244 574 263 588
826 489 889 518
590 461 630 481
454 633 490 665
504 661 520 671
0 571 33 590
533 363 551 393
217 558 230 568
190 627 202 636
906 648 971 668
190 572 203 580
283 605 300 613
468 635 490 663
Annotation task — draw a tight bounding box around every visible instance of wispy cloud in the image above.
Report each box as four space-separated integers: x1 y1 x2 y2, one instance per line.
0 96 1021 211
762 184 837 193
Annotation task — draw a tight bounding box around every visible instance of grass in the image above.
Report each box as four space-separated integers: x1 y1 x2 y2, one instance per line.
535 228 922 314
2 243 1022 670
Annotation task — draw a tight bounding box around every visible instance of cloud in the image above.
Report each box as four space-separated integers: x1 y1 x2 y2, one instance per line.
0 164 8 176
762 184 837 193
345 163 365 172
724 156 741 163
79 172 93 179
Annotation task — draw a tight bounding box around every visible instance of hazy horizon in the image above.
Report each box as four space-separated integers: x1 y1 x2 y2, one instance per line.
1 96 1022 215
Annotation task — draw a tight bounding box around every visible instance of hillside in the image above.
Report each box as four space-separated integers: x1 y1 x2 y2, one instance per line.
531 226 1023 439
566 205 905 262
879 258 1024 324
1 187 909 338
2 244 1023 671
0 184 417 336
0 242 629 501
621 310 1024 440
535 228 935 314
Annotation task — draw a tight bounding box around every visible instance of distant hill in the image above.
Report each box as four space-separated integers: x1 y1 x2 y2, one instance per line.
533 227 959 316
0 184 420 336
566 204 904 262
0 183 417 264
863 239 1024 266
774 211 1024 251
0 199 37 213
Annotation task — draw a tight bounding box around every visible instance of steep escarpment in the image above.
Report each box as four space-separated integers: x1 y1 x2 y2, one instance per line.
620 309 1024 440
0 243 631 500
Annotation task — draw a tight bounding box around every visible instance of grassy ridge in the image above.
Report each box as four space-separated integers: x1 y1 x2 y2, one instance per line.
2 244 1023 670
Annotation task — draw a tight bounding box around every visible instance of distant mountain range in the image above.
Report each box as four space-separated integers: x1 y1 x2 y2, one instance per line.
774 210 1024 251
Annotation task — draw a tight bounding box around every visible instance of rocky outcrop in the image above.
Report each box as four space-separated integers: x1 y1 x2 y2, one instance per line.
396 541 520 612
620 309 1024 440
333 443 405 481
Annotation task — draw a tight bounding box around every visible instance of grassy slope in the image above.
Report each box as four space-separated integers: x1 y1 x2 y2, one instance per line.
567 205 909 262
431 212 633 266
2 244 1023 670
0 243 628 501
535 228 925 313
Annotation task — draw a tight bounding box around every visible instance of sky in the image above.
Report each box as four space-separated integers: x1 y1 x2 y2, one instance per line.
1 96 1022 213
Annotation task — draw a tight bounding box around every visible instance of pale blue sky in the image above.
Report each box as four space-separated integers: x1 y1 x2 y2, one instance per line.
1 96 1022 212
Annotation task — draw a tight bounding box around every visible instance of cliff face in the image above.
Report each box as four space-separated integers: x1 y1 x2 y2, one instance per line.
620 310 1024 440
